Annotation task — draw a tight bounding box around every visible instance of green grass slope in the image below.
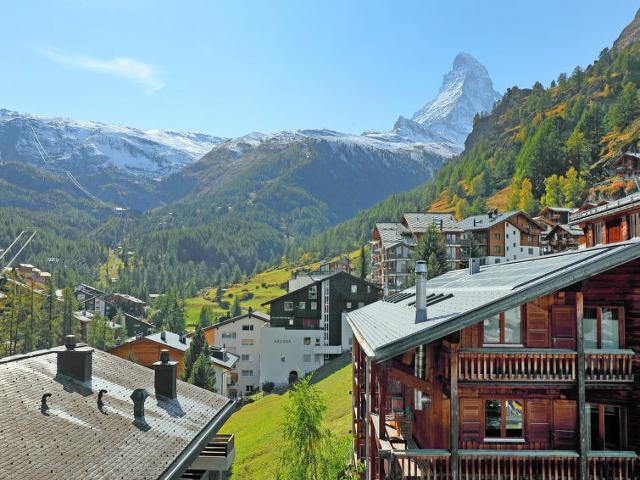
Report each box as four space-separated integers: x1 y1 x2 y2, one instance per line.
220 354 353 480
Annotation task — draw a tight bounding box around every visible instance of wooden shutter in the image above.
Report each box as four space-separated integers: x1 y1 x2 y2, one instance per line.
551 305 576 349
527 399 551 448
552 400 577 449
459 398 483 448
526 303 550 348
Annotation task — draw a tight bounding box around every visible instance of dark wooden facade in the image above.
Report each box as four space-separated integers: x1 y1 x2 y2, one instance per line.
572 199 640 248
353 261 639 479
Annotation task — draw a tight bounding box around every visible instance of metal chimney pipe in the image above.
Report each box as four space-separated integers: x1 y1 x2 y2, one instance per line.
415 260 427 323
414 345 425 411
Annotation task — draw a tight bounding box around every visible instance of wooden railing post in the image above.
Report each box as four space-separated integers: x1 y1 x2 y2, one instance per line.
576 290 588 480
451 343 459 480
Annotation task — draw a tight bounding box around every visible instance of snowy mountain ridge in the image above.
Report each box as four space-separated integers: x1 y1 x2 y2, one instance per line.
0 108 225 176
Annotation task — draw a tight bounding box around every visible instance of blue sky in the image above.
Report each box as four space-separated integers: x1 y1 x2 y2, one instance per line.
1 1 637 137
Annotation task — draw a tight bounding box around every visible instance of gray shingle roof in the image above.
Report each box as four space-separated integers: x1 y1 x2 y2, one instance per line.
374 222 415 249
348 239 640 361
402 212 461 233
125 331 191 351
0 348 233 479
456 210 521 231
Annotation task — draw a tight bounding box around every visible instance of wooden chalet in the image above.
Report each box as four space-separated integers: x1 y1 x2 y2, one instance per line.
570 192 640 247
604 152 640 182
348 241 640 479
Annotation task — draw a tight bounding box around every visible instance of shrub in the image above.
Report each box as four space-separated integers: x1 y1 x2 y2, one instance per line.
262 381 275 393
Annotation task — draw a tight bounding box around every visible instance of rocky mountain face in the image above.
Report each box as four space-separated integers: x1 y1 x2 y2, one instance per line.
0 109 224 176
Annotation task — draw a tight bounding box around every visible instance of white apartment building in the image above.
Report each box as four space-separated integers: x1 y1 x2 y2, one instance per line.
210 310 270 398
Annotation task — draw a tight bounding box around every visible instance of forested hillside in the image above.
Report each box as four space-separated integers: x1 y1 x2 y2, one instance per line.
305 10 640 259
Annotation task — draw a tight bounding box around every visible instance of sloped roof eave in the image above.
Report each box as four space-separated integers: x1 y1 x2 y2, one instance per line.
355 241 640 362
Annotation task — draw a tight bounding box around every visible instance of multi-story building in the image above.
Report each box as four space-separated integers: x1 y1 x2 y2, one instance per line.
535 207 584 254
371 223 415 294
261 272 380 387
604 151 640 182
570 191 640 247
371 211 543 292
205 310 270 398
401 212 464 270
348 241 640 480
457 210 541 265
1 336 236 479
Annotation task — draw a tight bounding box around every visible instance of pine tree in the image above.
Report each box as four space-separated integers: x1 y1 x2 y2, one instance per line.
61 287 77 342
231 297 242 317
198 306 213 328
358 245 368 280
542 175 563 207
188 352 216 391
181 325 207 382
411 224 448 279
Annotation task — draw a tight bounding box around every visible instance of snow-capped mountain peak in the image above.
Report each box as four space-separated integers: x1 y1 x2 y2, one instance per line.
410 52 501 146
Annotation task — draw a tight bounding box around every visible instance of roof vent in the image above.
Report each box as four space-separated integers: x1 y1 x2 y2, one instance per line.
152 349 177 399
41 393 52 413
56 335 93 382
130 388 149 418
415 260 427 324
160 331 166 342
97 389 107 410
179 332 187 344
469 258 480 275
210 345 224 360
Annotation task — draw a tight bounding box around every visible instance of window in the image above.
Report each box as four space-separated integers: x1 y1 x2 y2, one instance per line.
303 354 311 363
241 370 253 377
594 222 603 245
588 404 623 450
311 301 318 310
242 324 254 331
485 400 523 439
367 285 371 293
299 301 306 310
346 302 352 309
221 332 236 339
630 213 640 239
584 306 623 349
289 319 294 326
284 301 294 311
348 337 352 345
528 248 534 254
351 284 358 294
358 302 365 308
494 245 501 253
494 233 500 240
303 337 311 346
506 233 509 239
241 354 254 361
483 307 522 345
245 385 253 392
280 355 286 363
315 354 322 363
241 339 254 346
308 285 317 299
315 338 321 346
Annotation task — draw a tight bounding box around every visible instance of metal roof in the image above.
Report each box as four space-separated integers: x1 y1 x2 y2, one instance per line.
569 192 640 225
348 239 640 361
401 212 461 233
206 311 270 329
373 222 415 249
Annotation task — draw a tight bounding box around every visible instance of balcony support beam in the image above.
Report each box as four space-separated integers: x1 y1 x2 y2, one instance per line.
576 290 587 480
450 343 459 480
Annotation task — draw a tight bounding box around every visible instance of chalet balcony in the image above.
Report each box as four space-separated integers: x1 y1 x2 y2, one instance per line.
455 349 634 385
379 449 637 480
190 434 235 473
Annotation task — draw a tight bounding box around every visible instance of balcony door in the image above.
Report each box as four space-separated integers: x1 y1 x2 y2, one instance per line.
587 404 625 450
583 306 624 349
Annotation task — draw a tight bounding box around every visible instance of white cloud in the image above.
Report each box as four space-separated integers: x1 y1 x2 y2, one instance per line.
35 47 164 93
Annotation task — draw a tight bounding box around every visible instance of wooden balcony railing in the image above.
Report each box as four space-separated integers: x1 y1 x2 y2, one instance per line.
380 450 637 479
458 349 576 383
457 348 635 384
585 349 635 383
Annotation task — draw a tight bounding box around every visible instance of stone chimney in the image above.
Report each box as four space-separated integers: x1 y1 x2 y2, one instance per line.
56 335 93 382
152 349 177 399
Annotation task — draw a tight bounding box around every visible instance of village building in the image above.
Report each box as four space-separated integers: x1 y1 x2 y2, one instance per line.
401 212 464 271
348 240 639 479
371 223 416 295
200 310 270 398
604 152 640 182
0 336 236 479
261 272 379 387
535 207 584 254
569 191 640 247
109 331 239 397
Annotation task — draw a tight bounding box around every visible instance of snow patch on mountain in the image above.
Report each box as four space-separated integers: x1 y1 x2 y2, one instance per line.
0 109 225 176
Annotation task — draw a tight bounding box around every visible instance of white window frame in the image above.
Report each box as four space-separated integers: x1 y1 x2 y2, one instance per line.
284 301 294 311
